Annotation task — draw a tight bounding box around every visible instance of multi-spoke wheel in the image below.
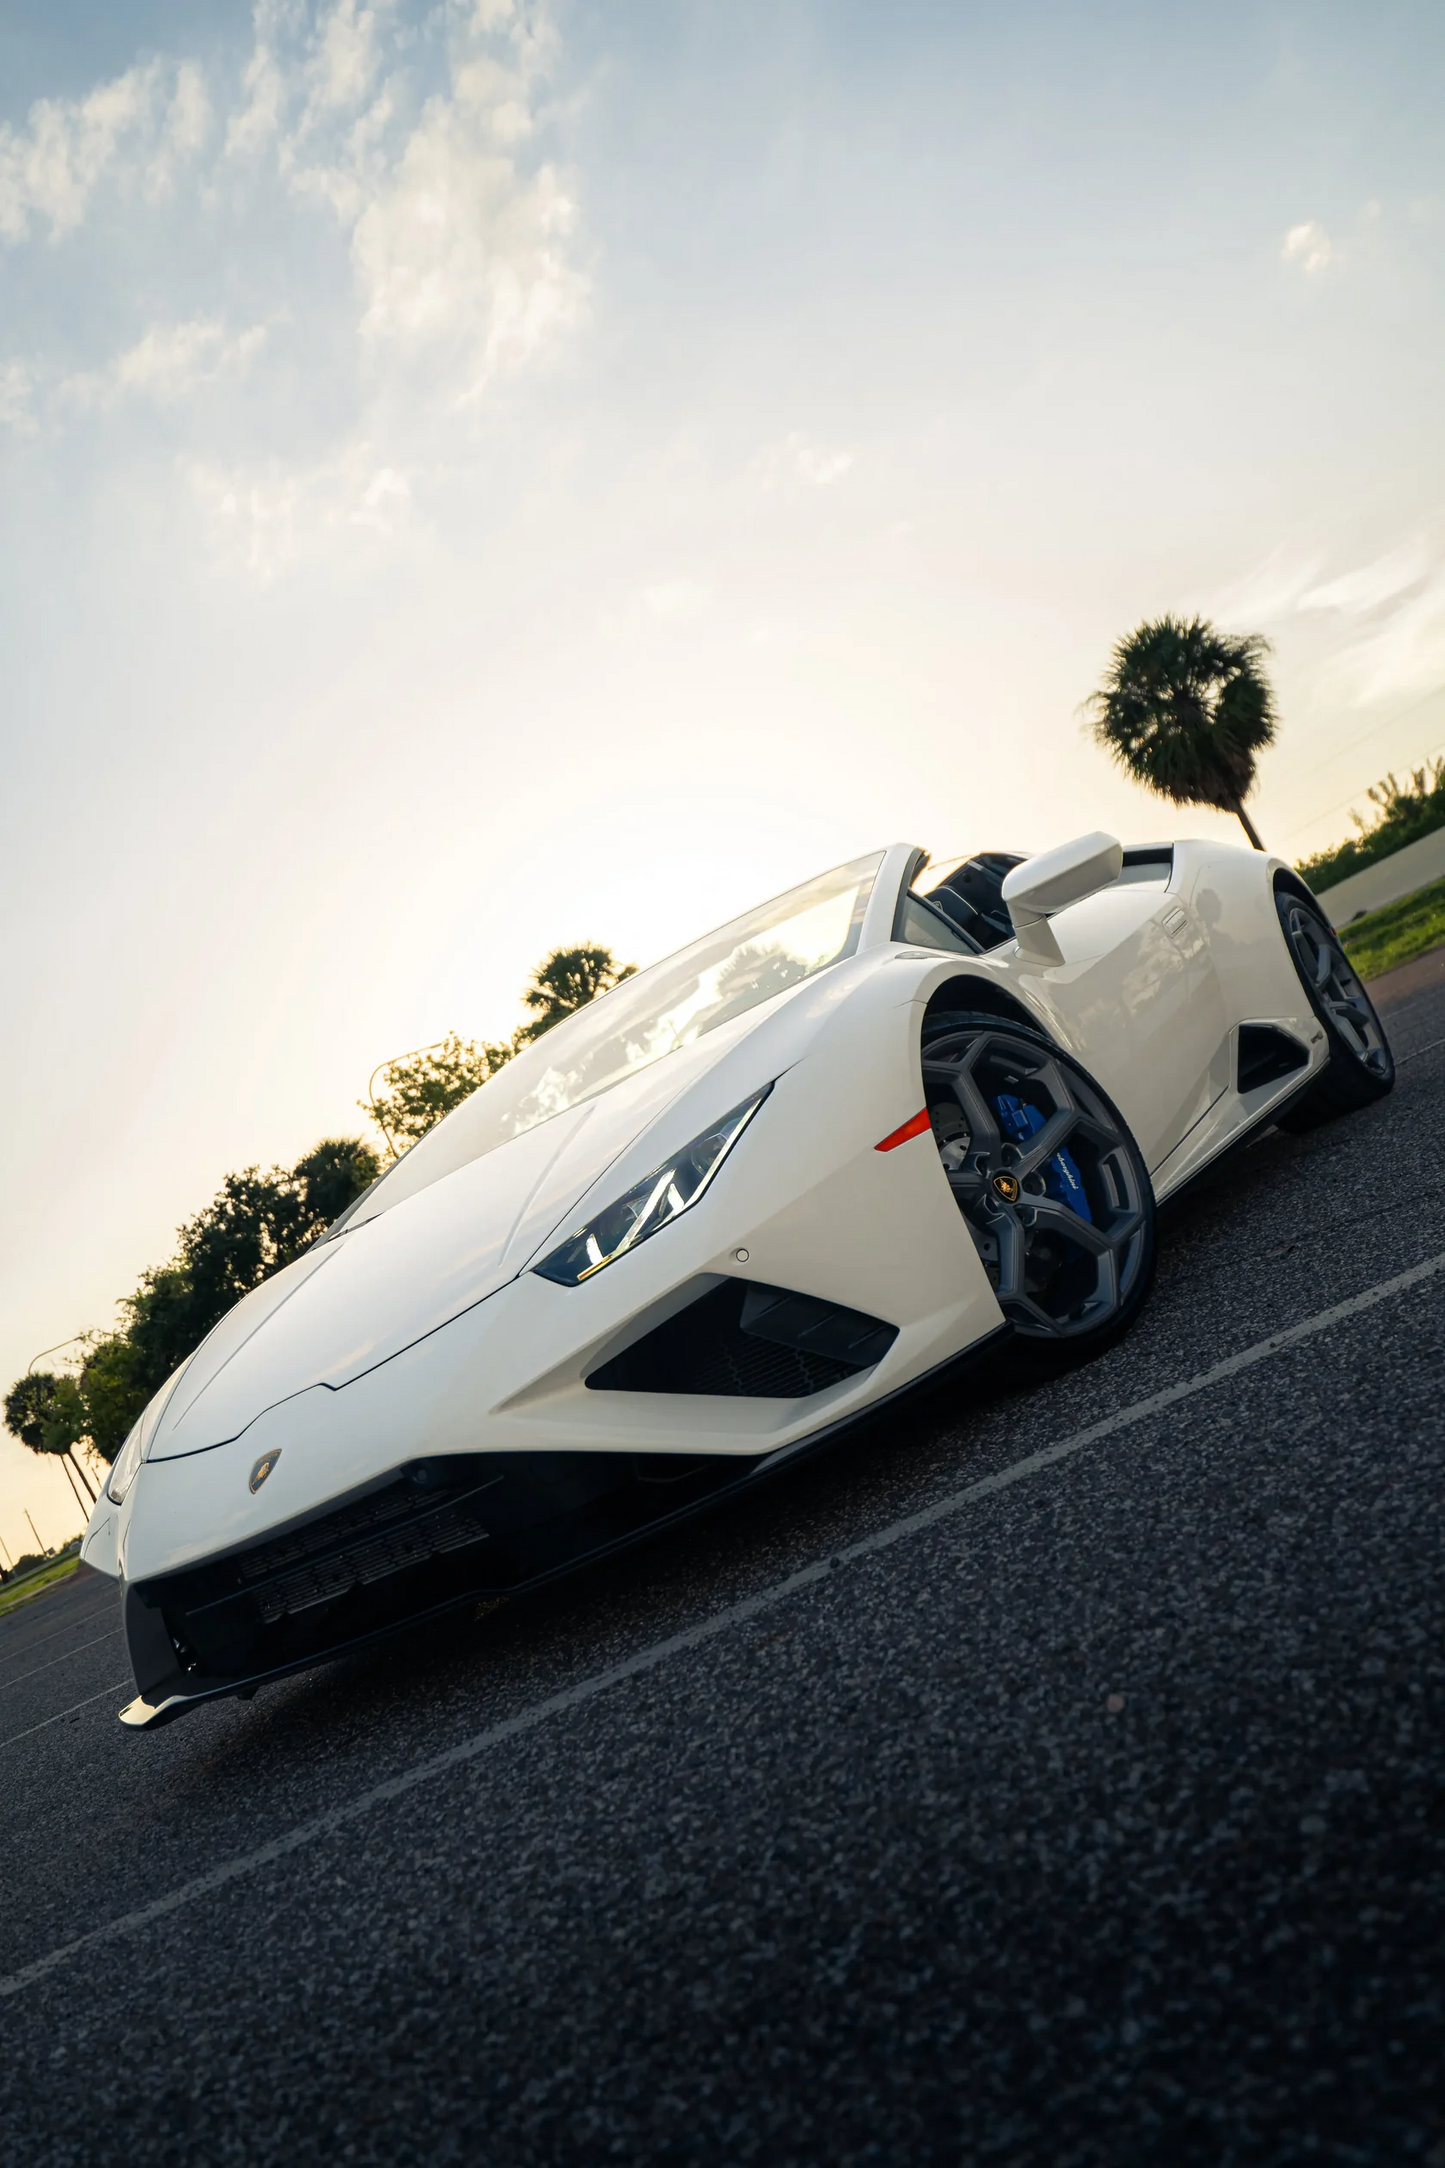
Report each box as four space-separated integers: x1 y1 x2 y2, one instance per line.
921 1010 1155 1351
1274 888 1394 1130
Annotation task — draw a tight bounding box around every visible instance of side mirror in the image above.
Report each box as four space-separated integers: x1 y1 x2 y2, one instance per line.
1001 832 1123 963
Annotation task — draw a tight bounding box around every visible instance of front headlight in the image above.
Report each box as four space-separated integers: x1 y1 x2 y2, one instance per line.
106 1422 145 1504
534 1087 772 1287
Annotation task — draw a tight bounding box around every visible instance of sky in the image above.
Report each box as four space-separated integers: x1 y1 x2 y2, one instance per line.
2 0 1444 1559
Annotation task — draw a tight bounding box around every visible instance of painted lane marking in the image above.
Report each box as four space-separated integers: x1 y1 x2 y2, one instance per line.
0 1599 115 1661
0 1630 125 1697
1 1246 1442 2002
0 1684 134 1754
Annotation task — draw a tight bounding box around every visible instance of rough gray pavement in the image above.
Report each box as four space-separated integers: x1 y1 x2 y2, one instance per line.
1 976 1441 2167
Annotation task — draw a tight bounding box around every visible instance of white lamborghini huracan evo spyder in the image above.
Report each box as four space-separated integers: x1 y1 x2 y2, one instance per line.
83 834 1393 1727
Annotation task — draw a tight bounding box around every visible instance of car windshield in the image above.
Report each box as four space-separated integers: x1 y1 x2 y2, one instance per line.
340 850 884 1226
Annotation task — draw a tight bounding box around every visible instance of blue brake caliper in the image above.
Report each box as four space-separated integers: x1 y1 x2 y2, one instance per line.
995 1094 1093 1223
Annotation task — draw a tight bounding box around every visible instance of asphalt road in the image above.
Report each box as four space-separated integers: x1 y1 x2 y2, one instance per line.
2 974 1442 2166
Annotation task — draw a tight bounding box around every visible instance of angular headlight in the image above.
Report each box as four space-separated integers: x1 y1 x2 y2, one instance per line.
534 1087 771 1287
106 1422 145 1505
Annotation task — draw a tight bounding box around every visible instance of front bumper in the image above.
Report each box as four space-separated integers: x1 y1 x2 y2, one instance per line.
118 1440 764 1727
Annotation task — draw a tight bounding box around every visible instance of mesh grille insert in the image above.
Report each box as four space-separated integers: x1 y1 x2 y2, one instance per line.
587 1281 897 1397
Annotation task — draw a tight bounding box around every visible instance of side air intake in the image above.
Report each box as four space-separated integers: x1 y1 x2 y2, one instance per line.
1237 1024 1310 1095
587 1280 898 1397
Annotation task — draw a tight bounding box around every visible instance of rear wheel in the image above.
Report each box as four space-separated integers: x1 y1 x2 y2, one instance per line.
1274 889 1394 1131
921 1011 1155 1354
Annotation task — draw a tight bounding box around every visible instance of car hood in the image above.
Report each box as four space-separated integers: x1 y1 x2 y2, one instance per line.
146 983 838 1462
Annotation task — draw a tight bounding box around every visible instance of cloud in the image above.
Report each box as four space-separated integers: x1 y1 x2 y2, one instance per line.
1200 532 1445 708
306 0 382 118
0 359 36 435
751 432 854 491
1323 564 1445 705
1281 219 1333 275
186 441 415 579
61 320 267 410
226 0 586 400
0 60 209 242
0 1 586 569
639 579 710 620
352 113 583 398
1297 542 1430 616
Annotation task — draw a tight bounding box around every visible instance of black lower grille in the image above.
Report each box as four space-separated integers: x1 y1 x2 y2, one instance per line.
130 1449 756 1696
587 1280 897 1396
244 1496 492 1623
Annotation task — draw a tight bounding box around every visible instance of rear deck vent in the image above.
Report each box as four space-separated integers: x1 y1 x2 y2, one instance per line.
1237 1024 1309 1095
587 1280 897 1397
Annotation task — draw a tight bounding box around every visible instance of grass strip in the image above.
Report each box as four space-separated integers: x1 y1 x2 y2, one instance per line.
1342 875 1445 982
0 1555 81 1620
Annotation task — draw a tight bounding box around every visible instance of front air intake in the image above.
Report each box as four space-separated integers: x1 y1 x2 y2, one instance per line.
587 1280 897 1397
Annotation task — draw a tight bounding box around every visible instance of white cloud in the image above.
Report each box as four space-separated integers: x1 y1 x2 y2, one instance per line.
226 0 586 400
0 1 586 568
148 62 212 192
1198 547 1322 625
62 320 267 409
227 2 292 158
1200 533 1445 707
0 60 209 242
352 121 583 395
1282 219 1333 275
640 579 710 620
1324 564 1445 704
187 441 415 578
1297 541 1430 616
752 431 854 490
0 359 36 435
306 0 382 117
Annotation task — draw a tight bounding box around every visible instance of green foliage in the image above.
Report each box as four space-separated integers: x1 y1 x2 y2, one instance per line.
1339 871 1445 981
365 946 637 1157
2 1371 94 1508
0 1553 80 1611
78 1329 149 1462
366 1034 515 1157
1085 614 1277 845
1297 759 1445 892
518 946 636 1043
3 1372 74 1453
7 937 633 1478
4 1138 380 1466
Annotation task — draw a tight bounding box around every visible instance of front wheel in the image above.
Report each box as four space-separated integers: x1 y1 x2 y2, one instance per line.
1274 889 1394 1131
922 1011 1156 1356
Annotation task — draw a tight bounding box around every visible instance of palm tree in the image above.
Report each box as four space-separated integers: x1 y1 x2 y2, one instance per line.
1085 615 1277 849
518 945 636 1042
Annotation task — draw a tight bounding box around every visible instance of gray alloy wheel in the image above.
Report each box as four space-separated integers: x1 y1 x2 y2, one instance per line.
921 1011 1155 1347
1274 889 1394 1130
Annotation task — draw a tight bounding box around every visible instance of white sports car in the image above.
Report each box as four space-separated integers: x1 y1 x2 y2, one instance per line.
83 835 1392 1728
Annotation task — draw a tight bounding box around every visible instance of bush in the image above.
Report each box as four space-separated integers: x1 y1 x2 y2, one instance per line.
1298 759 1445 890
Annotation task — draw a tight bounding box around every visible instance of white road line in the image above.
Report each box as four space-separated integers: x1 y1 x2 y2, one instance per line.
0 1683 134 1755
0 1597 113 1658
2 1247 1442 2003
1399 1035 1445 1065
0 1630 125 1696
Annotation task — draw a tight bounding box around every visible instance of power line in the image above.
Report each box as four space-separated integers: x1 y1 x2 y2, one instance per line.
1277 679 1445 843
1279 738 1445 845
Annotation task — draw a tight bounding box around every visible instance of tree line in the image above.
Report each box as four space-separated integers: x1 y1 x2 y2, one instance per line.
3 943 633 1491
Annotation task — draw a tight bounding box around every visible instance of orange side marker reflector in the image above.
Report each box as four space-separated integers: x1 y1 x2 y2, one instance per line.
875 1107 931 1152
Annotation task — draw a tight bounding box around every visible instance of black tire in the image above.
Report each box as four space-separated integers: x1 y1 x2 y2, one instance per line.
921 1010 1156 1359
1273 888 1395 1132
